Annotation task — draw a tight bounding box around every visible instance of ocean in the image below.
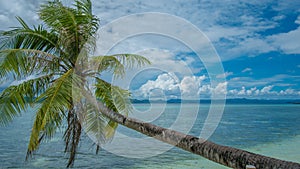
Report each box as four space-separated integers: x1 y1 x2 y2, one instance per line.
0 103 299 168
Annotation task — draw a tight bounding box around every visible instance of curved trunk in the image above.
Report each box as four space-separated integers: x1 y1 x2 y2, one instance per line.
97 102 300 169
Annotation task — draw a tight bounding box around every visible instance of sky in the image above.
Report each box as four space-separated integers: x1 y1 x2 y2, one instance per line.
0 0 300 99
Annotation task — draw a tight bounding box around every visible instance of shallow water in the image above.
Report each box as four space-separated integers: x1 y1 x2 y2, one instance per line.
0 103 299 168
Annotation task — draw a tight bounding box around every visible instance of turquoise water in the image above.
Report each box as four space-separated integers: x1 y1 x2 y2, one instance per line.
0 103 300 168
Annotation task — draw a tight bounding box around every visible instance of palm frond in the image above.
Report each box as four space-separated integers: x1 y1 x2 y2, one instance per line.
93 54 150 78
93 56 125 78
0 17 59 54
74 0 99 36
39 0 99 64
0 48 62 78
94 78 132 140
104 119 118 141
80 102 107 144
0 17 68 78
94 78 131 113
0 74 52 126
26 69 74 158
109 54 151 69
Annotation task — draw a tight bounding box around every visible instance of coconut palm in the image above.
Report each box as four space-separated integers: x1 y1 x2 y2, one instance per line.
1 0 300 169
0 0 149 167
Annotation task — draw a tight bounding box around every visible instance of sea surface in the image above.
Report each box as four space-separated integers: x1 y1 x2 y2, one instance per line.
0 103 300 168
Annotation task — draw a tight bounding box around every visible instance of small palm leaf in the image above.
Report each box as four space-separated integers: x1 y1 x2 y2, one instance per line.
104 120 118 141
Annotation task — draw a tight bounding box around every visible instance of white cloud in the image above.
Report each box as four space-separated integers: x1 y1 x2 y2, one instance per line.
212 82 228 96
138 49 199 75
228 85 300 98
280 89 296 95
227 74 297 89
260 85 274 94
1 0 299 100
1 0 297 61
134 72 300 99
135 73 210 99
0 15 9 23
272 15 285 21
137 73 180 99
295 16 300 25
204 26 249 43
269 27 300 54
180 75 206 98
135 72 229 99
242 68 252 73
0 0 43 30
237 86 246 95
216 72 233 78
90 0 286 61
109 48 203 90
226 37 275 58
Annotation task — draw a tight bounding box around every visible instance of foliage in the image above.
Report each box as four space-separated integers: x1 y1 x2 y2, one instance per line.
0 0 150 167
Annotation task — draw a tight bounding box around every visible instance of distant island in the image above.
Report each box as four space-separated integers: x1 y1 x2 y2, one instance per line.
130 98 300 104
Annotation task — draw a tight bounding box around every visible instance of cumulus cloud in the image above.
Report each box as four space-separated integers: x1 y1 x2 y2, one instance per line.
212 82 228 96
136 73 180 99
269 27 300 54
135 73 208 99
180 75 206 97
260 85 274 94
108 48 203 90
228 85 300 98
1 0 299 99
134 73 228 99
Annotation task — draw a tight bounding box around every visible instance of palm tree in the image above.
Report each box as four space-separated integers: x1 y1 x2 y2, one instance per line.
0 0 149 167
0 0 300 169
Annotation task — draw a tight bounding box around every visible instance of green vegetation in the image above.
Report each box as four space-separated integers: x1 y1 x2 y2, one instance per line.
0 0 150 167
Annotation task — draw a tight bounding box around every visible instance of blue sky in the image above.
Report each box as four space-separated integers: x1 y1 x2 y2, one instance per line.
0 0 300 99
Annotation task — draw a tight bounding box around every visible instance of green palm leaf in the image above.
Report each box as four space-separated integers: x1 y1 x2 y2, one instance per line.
93 54 150 78
80 102 107 143
0 74 52 126
0 48 62 78
0 17 59 54
0 17 67 78
26 69 74 157
94 78 133 140
39 0 99 64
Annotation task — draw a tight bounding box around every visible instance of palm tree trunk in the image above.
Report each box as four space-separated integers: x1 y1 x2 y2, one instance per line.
97 102 300 169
